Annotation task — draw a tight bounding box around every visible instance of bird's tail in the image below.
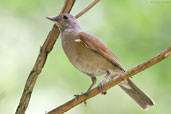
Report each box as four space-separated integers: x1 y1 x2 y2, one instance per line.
119 79 155 110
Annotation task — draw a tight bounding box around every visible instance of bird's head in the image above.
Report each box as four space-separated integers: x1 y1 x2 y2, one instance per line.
47 13 80 32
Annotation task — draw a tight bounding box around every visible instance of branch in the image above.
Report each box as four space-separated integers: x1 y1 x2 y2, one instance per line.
15 0 76 114
75 0 100 19
60 0 76 14
47 47 171 114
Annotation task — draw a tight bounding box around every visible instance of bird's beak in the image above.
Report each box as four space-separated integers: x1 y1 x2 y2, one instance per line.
46 16 59 22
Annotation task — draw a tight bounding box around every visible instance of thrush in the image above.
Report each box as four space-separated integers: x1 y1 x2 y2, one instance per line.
47 13 154 110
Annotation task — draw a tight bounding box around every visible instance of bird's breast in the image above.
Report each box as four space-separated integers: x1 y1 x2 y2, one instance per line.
61 30 115 76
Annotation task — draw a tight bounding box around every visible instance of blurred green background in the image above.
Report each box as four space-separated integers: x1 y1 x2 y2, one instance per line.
0 0 171 114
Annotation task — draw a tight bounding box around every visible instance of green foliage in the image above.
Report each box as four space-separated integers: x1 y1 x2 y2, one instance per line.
0 0 170 114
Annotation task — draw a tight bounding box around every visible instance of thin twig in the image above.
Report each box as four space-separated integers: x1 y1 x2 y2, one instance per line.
47 47 171 114
15 0 76 114
75 0 100 18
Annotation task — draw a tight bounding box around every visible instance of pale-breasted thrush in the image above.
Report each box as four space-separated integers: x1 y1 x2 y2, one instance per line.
47 13 154 110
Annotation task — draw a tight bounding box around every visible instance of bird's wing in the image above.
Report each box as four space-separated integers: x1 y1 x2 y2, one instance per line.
76 32 125 71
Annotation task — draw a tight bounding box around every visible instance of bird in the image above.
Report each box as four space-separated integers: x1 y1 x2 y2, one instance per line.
46 13 154 110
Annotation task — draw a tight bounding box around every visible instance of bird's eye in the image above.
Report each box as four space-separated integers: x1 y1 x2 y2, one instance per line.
63 15 68 20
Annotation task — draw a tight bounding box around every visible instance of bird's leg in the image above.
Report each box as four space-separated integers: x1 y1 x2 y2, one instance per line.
74 77 96 96
74 76 97 105
74 76 97 97
98 71 110 94
87 76 97 92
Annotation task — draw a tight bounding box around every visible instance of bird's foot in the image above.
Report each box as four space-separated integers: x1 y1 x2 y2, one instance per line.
98 82 104 90
73 93 87 105
98 82 107 95
73 93 83 100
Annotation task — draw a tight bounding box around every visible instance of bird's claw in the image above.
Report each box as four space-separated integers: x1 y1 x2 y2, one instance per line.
74 93 87 105
73 94 82 101
98 82 104 90
98 82 107 95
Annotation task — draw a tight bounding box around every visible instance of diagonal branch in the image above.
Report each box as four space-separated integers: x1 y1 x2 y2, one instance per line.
47 47 171 114
15 0 76 114
60 0 76 14
75 0 100 18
